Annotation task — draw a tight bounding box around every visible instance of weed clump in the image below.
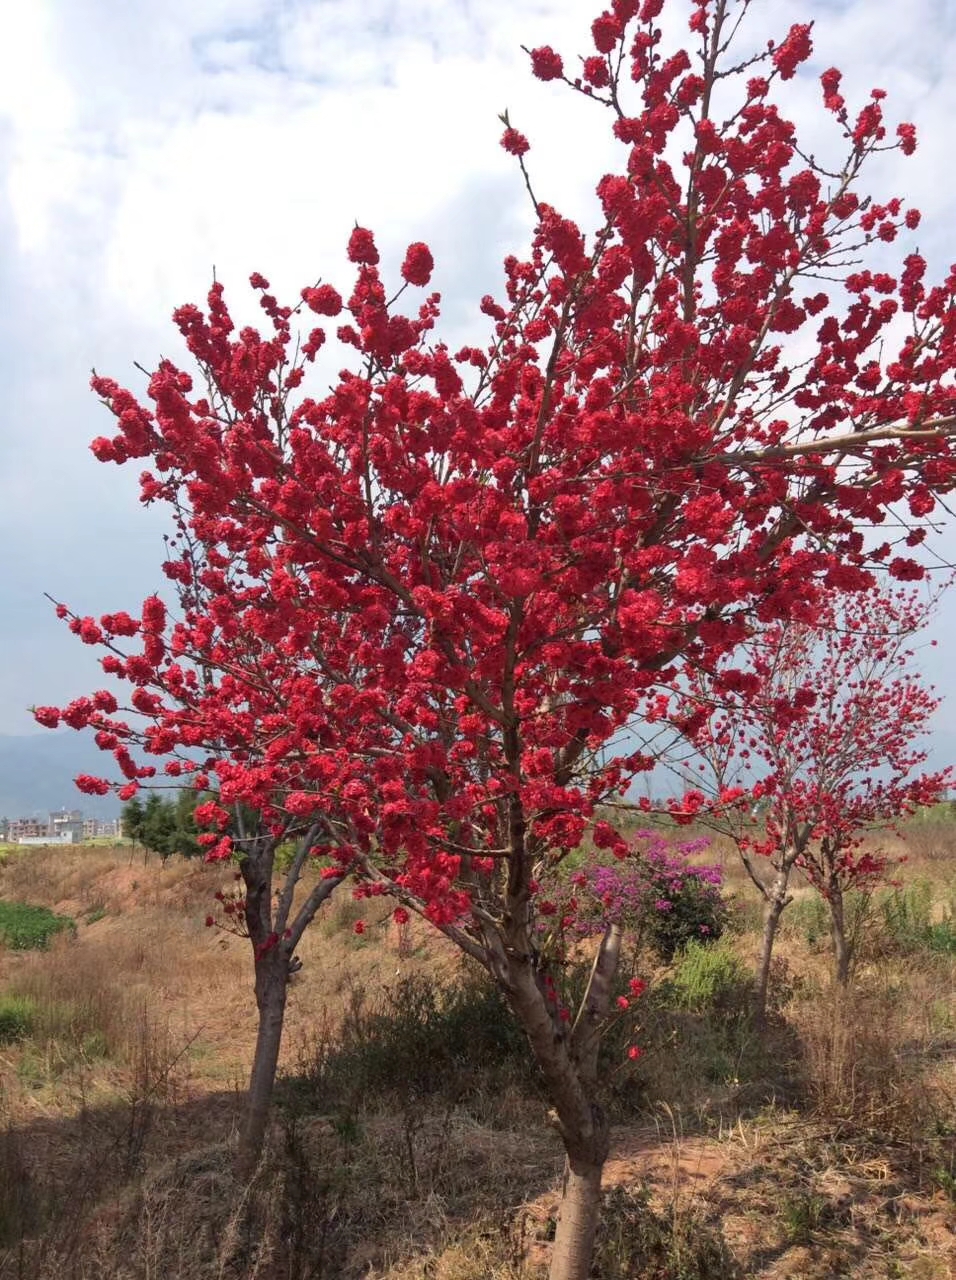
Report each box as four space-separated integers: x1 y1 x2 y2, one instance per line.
877 880 956 956
594 1184 740 1279
666 940 752 1012
295 971 538 1126
0 995 36 1044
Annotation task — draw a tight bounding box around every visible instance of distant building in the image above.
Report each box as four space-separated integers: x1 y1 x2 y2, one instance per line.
7 816 49 841
49 809 84 843
3 809 121 844
83 817 122 839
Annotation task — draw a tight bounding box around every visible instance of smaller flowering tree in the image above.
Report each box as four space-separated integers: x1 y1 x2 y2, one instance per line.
33 554 354 1172
672 585 951 1000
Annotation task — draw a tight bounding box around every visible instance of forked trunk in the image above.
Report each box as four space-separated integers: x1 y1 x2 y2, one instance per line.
233 828 341 1178
550 1159 605 1280
491 924 619 1280
237 949 290 1176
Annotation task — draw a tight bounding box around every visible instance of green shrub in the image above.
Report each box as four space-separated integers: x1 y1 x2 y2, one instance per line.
667 939 751 1012
645 872 729 962
783 894 830 948
295 971 538 1123
273 840 297 875
0 995 36 1044
624 941 777 1107
0 901 74 950
784 881 956 963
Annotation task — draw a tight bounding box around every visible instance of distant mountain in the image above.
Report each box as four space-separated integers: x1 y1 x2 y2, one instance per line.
2 724 952 824
0 732 120 819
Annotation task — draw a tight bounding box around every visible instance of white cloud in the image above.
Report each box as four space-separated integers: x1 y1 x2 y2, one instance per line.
1 0 956 738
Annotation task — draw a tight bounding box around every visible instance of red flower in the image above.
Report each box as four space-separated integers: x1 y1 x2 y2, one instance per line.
820 68 841 98
393 907 410 925
530 46 564 81
75 774 111 796
90 436 119 462
353 920 366 935
347 226 379 265
772 23 812 80
627 1045 643 1061
897 122 917 155
500 127 530 157
889 557 924 581
591 13 621 54
401 242 434 287
582 56 610 88
302 284 343 316
79 618 103 645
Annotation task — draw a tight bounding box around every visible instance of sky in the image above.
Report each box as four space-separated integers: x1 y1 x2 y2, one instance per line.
1 0 956 757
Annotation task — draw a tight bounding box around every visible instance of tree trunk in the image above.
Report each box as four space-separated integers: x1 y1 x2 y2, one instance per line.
489 930 617 1280
829 887 851 986
755 869 792 1024
237 948 290 1176
550 1158 605 1280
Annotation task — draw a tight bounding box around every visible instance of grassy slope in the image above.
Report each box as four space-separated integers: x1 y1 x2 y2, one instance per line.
0 830 953 1279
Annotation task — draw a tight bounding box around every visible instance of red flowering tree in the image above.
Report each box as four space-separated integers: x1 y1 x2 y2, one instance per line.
38 529 352 1170
38 2 956 1276
670 584 951 1007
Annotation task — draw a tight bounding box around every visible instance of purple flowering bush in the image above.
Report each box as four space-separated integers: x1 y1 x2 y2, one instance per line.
559 830 728 962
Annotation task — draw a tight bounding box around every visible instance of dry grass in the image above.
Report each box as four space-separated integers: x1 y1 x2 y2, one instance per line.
0 833 953 1278
791 966 954 1137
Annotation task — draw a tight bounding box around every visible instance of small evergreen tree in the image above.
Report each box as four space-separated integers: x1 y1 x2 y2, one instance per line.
121 795 146 845
123 789 205 861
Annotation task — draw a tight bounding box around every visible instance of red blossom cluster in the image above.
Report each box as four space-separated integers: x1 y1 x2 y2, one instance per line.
45 2 956 931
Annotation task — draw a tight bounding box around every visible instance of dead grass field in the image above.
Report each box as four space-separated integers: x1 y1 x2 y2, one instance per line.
0 822 953 1279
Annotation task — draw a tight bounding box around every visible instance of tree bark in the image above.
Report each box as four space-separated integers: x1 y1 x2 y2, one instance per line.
754 869 792 1024
237 947 290 1177
550 1159 605 1280
829 885 851 986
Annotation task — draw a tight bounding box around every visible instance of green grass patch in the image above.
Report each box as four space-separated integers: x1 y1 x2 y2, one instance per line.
0 901 75 950
0 995 37 1043
878 880 956 955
